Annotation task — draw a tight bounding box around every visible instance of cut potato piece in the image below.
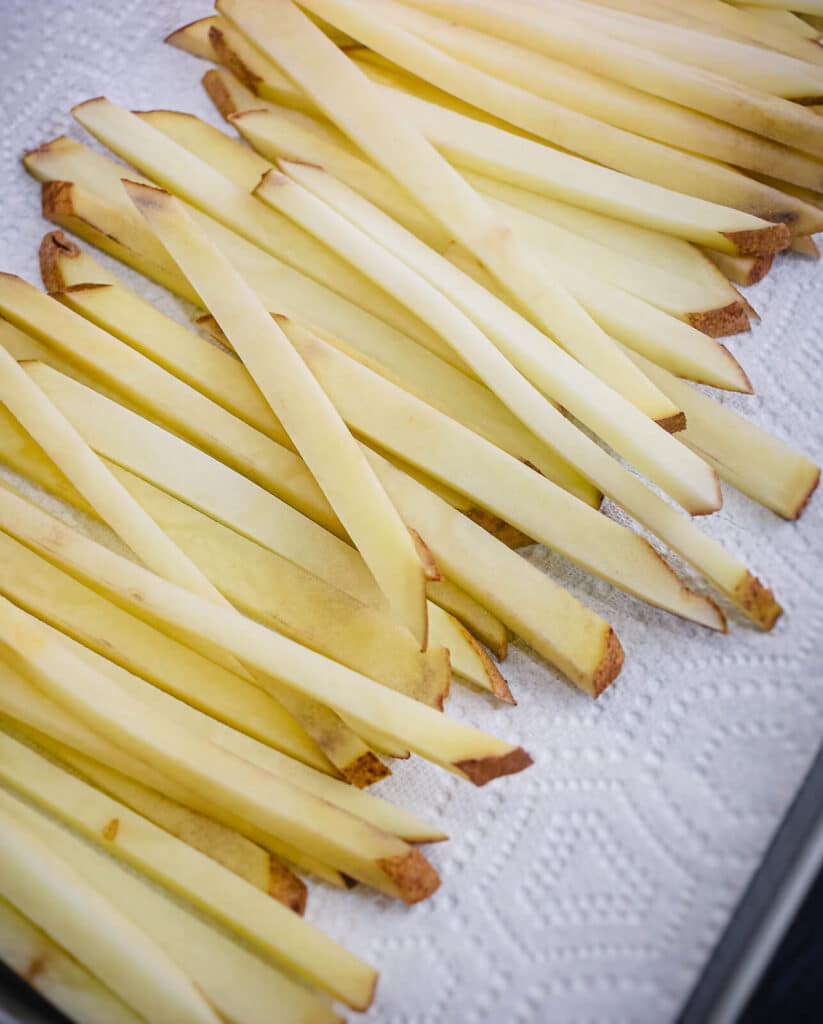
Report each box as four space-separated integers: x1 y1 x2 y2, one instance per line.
266 162 779 627
0 735 369 998
1 379 616 694
0 484 532 781
49 745 307 910
0 786 347 1024
0 788 220 1024
397 0 823 157
257 168 727 515
165 16 221 59
0 503 332 772
340 0 823 204
703 249 775 286
52 271 595 512
230 103 748 338
95 463 450 706
0 897 142 1024
0 623 441 848
583 0 823 63
0 271 343 534
221 6 691 431
0 284 384 781
127 181 431 648
229 104 749 388
538 0 823 96
621 349 821 520
26 137 470 373
0 670 350 890
266 319 715 622
71 98 438 350
0 598 440 906
381 86 820 241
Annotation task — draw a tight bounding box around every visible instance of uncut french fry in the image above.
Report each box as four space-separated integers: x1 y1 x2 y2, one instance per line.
262 161 781 627
0 898 143 1024
20 352 623 694
126 180 431 648
50 744 307 910
0 789 347 1024
0 790 220 1024
0 484 532 780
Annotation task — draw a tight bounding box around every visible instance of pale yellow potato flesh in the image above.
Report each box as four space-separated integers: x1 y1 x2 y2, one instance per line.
125 180 431 648
265 162 779 628
0 787 220 1024
394 0 823 157
0 898 141 1024
0 484 531 781
0 784 346 1024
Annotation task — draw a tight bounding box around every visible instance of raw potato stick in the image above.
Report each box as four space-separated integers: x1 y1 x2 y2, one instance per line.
0 597 440 908
0 270 343 535
5 367 613 693
400 0 823 157
229 106 750 389
0 625 442 849
227 101 750 343
136 111 598 501
0 298 381 783
0 790 220 1024
336 0 823 200
70 98 440 354
8 364 618 692
22 353 620 694
50 745 308 911
0 484 532 781
255 167 723 514
0 487 332 773
264 162 780 627
126 180 431 648
621 348 821 520
0 733 361 991
0 898 143 1024
0 787 345 1024
0 670 352 890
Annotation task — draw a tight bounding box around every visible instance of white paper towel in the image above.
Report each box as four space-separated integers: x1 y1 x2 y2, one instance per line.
1 3 822 1022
